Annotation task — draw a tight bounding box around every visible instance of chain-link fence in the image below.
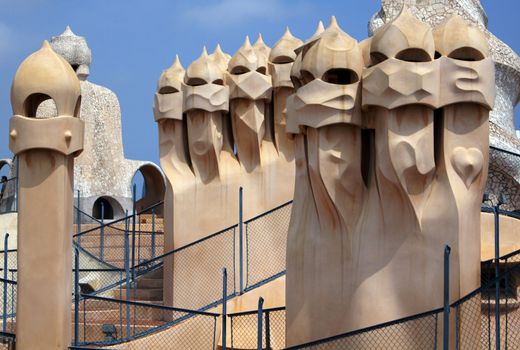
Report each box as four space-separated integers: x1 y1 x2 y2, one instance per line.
74 202 164 269
0 279 16 334
486 146 520 212
453 248 520 350
136 224 238 311
0 331 15 350
230 306 286 350
73 294 218 349
245 201 291 291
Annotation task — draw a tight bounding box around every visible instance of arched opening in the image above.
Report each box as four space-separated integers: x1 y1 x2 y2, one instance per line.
92 196 124 220
131 164 166 212
0 161 13 213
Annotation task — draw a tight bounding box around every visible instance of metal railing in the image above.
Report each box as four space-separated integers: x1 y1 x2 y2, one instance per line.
74 201 164 269
0 331 16 350
228 247 520 350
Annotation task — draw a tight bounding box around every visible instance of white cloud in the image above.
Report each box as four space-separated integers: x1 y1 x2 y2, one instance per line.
183 0 311 27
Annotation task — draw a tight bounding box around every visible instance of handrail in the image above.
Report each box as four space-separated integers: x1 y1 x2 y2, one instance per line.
490 145 520 158
133 222 238 270
74 200 164 238
228 306 286 317
244 200 293 224
80 293 220 317
284 306 443 350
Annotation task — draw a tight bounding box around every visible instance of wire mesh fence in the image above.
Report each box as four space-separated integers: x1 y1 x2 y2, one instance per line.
454 248 520 350
230 306 286 350
486 146 520 212
136 224 238 311
245 201 291 291
74 202 164 269
0 279 16 334
73 294 218 349
0 332 15 350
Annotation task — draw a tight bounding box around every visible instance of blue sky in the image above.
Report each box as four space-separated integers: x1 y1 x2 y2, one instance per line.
0 0 518 167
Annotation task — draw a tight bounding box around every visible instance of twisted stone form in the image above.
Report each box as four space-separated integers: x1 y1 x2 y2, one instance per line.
286 12 494 347
9 41 84 350
370 0 520 210
154 35 297 308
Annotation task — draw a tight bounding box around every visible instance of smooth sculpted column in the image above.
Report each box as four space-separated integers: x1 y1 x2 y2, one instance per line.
286 17 365 345
286 12 494 348
9 41 83 349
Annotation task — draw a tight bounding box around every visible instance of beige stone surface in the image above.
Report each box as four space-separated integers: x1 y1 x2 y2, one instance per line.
10 42 83 350
286 12 494 347
480 212 520 261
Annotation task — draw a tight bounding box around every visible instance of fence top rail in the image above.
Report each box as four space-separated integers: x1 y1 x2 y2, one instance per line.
284 306 443 350
244 200 293 224
228 306 286 317
133 223 238 270
73 268 125 272
0 331 15 338
81 293 220 317
490 145 520 158
480 206 520 220
73 200 164 238
0 277 16 285
70 348 116 350
0 249 17 254
74 206 102 224
451 260 520 308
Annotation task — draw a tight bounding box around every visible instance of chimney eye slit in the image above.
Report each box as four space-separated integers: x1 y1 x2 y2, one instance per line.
158 86 179 94
395 48 432 62
272 56 294 64
322 68 359 85
230 66 250 75
448 47 485 61
186 78 208 86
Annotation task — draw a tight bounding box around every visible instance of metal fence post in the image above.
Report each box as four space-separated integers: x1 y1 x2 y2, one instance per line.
257 297 264 350
239 186 244 294
100 201 105 261
443 245 451 350
151 207 156 259
2 233 9 333
493 202 501 350
74 248 80 346
265 309 271 350
124 211 131 339
131 184 137 283
76 190 81 246
222 268 228 350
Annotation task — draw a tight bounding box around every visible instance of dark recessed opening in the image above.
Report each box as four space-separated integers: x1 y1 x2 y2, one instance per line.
256 67 267 75
272 56 294 64
370 52 388 66
212 79 224 85
231 66 250 75
434 51 442 59
448 47 485 61
300 70 315 85
291 76 302 90
395 49 432 62
23 93 53 118
186 78 207 86
71 64 79 72
92 197 114 220
322 68 358 85
158 86 179 94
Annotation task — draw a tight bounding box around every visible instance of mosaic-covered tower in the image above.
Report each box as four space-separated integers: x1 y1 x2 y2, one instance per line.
369 0 520 210
35 27 165 219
